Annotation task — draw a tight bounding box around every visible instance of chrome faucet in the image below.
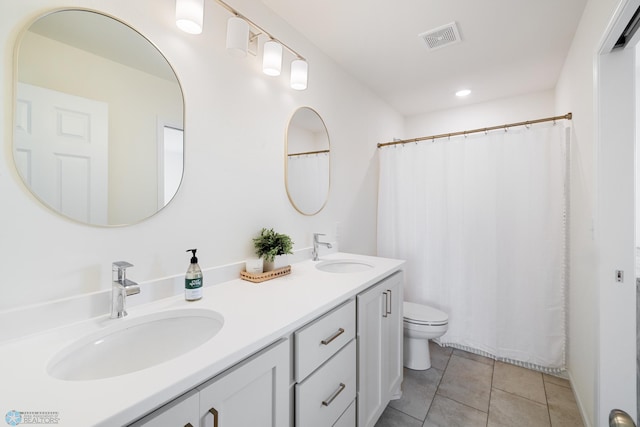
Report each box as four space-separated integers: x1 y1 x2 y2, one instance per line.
111 261 140 319
312 233 333 261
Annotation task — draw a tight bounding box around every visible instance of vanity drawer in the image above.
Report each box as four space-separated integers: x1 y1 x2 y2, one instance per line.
295 299 355 381
333 400 356 427
295 339 356 427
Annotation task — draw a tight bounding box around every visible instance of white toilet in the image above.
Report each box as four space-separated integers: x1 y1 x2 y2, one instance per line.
403 301 449 370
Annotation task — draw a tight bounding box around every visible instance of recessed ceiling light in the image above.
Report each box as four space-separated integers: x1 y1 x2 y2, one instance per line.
456 89 471 97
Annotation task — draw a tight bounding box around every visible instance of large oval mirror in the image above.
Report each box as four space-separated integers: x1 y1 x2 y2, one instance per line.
13 9 184 226
285 107 330 215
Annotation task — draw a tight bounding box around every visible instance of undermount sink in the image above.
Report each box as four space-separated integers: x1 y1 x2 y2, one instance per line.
47 308 224 381
316 259 374 273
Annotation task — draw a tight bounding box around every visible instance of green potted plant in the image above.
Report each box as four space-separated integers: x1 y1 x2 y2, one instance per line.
253 228 294 271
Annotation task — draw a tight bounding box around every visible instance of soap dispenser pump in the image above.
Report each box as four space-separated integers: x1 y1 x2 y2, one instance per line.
185 249 203 301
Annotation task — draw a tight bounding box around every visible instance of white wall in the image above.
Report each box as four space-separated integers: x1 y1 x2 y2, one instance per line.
404 90 555 138
0 0 402 311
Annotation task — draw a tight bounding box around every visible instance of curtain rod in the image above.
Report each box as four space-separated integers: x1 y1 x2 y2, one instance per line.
377 113 572 148
287 149 330 157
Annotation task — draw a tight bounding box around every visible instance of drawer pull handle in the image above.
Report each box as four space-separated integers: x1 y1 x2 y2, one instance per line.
321 328 345 345
322 383 346 406
208 408 219 427
387 289 392 315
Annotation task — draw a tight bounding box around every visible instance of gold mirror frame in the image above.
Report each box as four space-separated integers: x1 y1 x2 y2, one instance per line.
285 107 330 216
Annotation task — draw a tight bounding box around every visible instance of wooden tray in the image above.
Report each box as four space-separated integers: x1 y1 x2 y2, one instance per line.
240 265 291 283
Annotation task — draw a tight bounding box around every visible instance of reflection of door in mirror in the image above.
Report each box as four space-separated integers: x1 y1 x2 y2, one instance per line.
158 124 184 208
15 83 108 224
14 10 184 226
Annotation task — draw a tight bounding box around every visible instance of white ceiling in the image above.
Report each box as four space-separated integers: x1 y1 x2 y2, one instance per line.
261 0 588 116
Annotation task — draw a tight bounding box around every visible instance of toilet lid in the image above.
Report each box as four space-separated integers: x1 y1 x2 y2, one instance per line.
403 301 448 325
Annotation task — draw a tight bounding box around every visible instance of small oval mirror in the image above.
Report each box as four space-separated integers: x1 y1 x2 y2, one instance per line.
13 9 184 226
285 107 330 215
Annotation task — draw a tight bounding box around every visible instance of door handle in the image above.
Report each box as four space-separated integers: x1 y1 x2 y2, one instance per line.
386 289 392 315
609 409 636 427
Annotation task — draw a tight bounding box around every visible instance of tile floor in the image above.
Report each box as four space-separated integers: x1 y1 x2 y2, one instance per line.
375 343 584 427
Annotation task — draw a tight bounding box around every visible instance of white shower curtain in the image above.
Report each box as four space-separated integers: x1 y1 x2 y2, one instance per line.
377 122 568 370
287 152 330 213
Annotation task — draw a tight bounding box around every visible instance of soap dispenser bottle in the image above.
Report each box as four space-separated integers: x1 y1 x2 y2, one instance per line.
185 249 203 301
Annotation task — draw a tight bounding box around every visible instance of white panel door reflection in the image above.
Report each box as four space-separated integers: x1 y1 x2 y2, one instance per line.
15 83 108 223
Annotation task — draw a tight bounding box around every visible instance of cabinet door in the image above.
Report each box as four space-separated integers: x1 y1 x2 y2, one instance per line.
128 389 198 427
357 283 385 427
198 339 289 427
357 272 404 427
383 272 403 400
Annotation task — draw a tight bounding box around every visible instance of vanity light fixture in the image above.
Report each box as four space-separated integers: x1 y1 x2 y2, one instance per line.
290 59 308 90
177 0 309 89
263 40 283 76
456 89 471 97
226 16 249 57
175 0 204 34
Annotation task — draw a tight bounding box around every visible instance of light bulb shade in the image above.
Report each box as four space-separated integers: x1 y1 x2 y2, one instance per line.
263 41 283 76
226 17 249 57
290 59 308 90
176 0 204 34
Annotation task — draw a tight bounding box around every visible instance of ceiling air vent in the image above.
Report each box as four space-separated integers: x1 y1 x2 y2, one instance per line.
419 22 462 51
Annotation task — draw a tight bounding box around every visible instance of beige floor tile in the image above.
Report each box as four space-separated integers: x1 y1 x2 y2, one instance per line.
452 349 496 366
488 388 551 427
543 373 571 389
389 367 443 420
436 355 494 412
545 382 584 427
493 361 546 404
423 395 488 427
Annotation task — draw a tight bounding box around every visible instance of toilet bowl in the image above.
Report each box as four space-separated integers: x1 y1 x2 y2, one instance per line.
403 301 449 370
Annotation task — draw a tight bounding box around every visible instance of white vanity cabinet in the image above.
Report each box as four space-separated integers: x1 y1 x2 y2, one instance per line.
128 339 289 427
124 262 404 427
356 271 403 427
197 338 289 427
129 389 199 427
294 299 357 427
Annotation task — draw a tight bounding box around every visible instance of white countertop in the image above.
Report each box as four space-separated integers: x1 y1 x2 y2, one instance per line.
0 253 404 426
